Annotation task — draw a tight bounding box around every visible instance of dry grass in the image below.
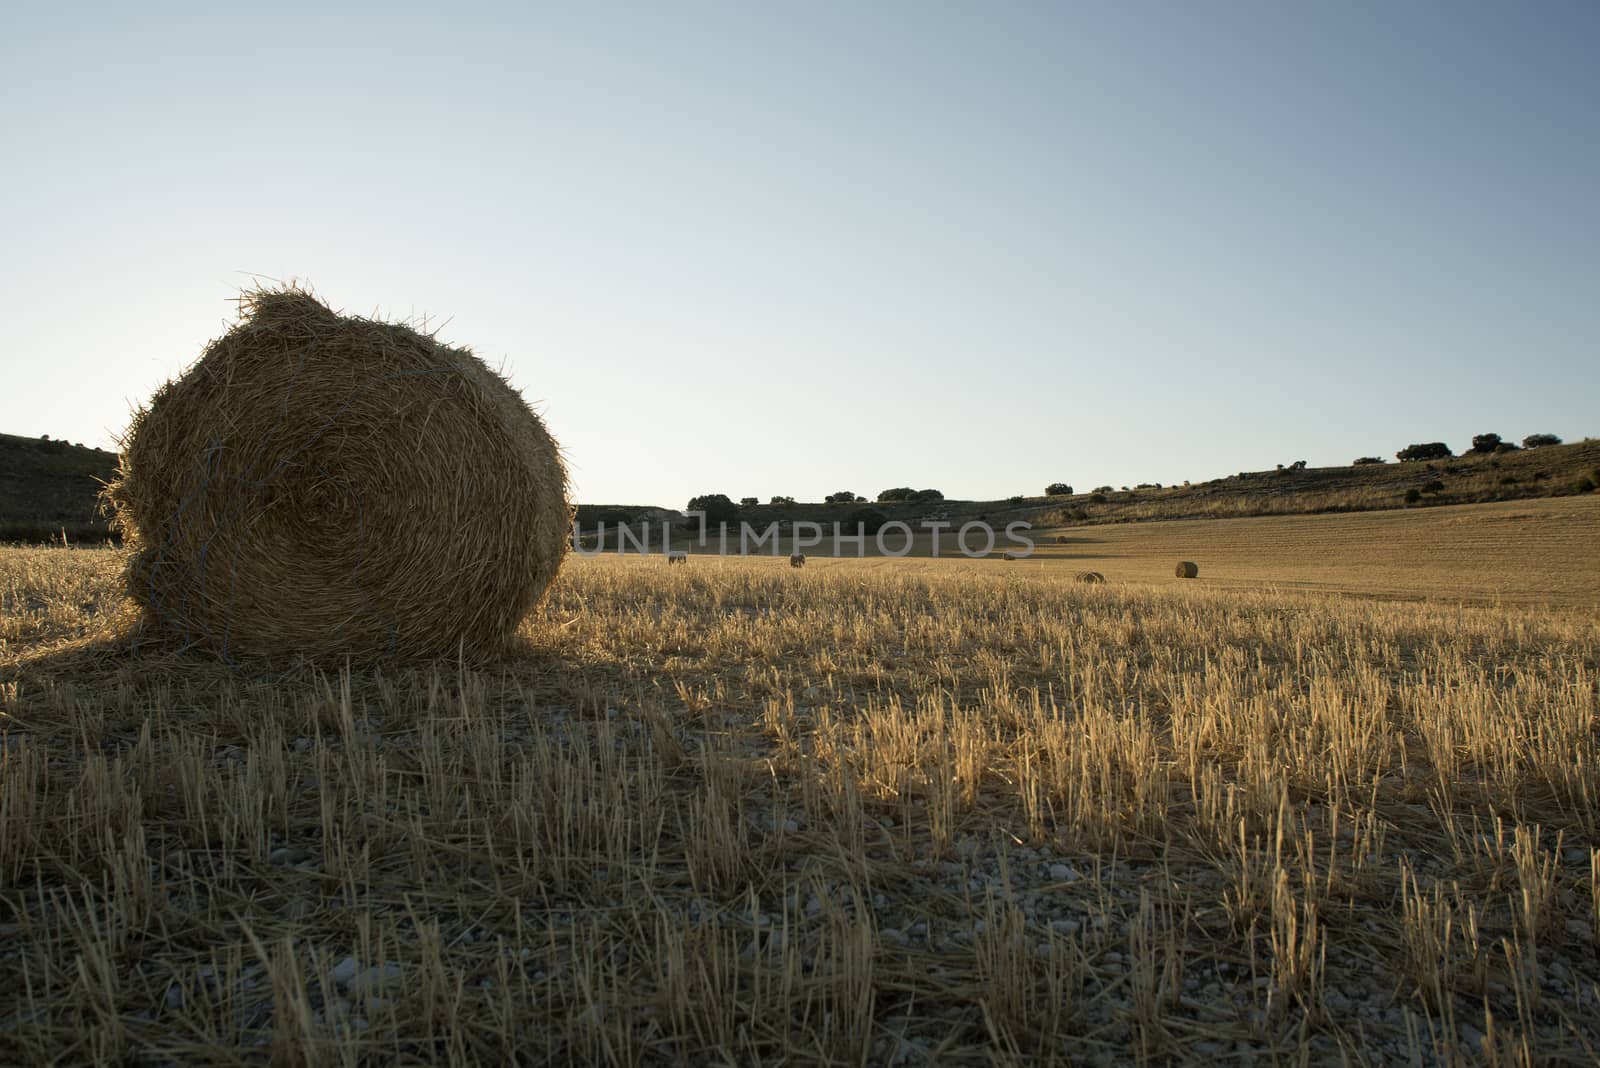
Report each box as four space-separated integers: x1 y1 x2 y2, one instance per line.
3 545 1599 1065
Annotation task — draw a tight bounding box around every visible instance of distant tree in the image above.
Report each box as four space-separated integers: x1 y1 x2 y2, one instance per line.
1522 433 1562 449
1045 483 1073 496
1007 495 1024 504
1493 442 1519 453
686 493 739 534
574 505 635 531
769 495 795 506
1089 492 1108 504
1397 442 1452 462
1288 460 1307 471
1470 433 1502 454
1352 456 1385 466
824 491 857 504
739 497 759 508
911 488 943 502
877 487 916 502
1094 486 1114 494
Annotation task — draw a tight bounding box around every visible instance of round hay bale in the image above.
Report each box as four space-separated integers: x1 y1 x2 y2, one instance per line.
1174 560 1199 579
1075 571 1105 584
105 287 569 658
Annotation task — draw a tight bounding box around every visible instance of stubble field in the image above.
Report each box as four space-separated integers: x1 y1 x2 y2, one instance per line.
1023 495 1600 606
1 516 1598 1065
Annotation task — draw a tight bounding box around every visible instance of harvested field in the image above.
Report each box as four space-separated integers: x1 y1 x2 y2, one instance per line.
2 541 1598 1064
1027 495 1600 607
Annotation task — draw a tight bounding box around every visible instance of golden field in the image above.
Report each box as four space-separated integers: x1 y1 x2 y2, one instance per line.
1023 495 1600 606
686 494 1600 607
2 507 1598 1065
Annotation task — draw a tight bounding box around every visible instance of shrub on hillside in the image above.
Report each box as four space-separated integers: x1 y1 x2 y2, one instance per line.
1421 480 1446 495
1404 488 1422 504
1397 442 1452 462
739 497 758 508
1045 483 1073 496
842 507 889 536
1493 442 1519 453
877 487 915 502
1093 486 1114 494
1522 433 1562 448
1353 456 1385 466
912 489 944 502
825 491 858 504
1576 476 1598 494
686 493 739 533
1089 492 1108 504
769 495 795 506
574 505 635 530
1470 433 1503 454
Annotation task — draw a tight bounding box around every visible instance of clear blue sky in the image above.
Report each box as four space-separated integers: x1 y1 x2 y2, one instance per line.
3 2 1595 506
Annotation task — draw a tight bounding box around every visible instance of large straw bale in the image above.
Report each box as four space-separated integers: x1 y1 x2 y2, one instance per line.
105 287 569 658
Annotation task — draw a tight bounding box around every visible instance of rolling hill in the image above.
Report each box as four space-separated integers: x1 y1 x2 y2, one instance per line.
4 430 1597 545
0 433 119 542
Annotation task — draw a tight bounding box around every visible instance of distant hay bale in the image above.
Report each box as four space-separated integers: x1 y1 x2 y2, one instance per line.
104 286 570 658
1174 561 1199 579
1075 571 1105 584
